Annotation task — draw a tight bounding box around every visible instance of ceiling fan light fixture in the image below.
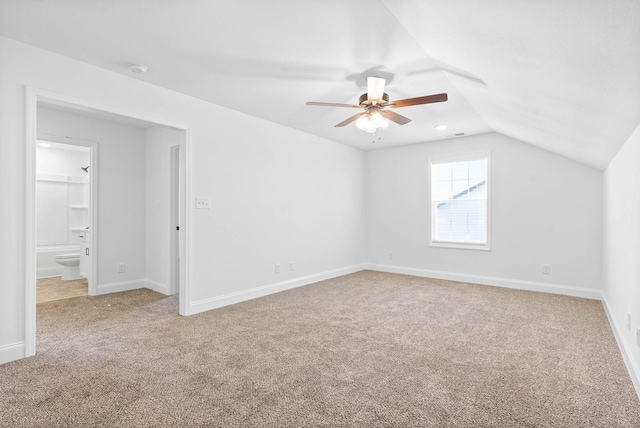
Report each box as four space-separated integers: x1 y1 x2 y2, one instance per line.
364 124 377 134
356 114 371 131
356 109 388 133
369 109 384 127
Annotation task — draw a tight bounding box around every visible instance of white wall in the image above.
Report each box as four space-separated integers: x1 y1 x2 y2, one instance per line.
190 119 365 303
603 122 640 393
36 145 89 177
38 107 148 291
0 36 366 363
366 133 603 297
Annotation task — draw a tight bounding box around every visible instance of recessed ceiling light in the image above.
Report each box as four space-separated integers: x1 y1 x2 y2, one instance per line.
39 142 51 148
129 63 148 74
435 125 448 131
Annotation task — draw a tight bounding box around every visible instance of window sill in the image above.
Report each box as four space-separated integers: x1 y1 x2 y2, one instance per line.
429 242 491 251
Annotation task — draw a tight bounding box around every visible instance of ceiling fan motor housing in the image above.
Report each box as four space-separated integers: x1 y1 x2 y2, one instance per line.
359 92 390 105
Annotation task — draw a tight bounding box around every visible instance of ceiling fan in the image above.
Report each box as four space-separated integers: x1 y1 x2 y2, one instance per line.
306 77 447 133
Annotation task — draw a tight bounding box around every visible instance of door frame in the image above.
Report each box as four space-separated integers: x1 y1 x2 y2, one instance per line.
169 144 180 296
35 133 99 296
24 86 193 357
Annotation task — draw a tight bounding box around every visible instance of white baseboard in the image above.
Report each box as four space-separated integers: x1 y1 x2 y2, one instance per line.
601 293 640 399
144 278 170 295
190 263 366 315
364 263 602 300
96 279 145 295
0 342 25 365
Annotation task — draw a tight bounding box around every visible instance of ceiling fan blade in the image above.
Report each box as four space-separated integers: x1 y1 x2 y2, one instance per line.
389 93 448 108
367 76 386 103
381 110 412 125
306 101 362 108
335 112 365 127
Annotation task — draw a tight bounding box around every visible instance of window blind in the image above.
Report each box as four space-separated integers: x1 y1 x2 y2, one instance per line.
430 153 489 247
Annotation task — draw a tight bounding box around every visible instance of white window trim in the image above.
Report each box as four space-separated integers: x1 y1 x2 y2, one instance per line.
428 151 491 251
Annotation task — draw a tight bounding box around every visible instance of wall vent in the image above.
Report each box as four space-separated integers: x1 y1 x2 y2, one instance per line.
454 132 466 137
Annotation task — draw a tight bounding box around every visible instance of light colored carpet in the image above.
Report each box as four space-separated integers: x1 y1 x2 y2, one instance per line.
1 271 638 427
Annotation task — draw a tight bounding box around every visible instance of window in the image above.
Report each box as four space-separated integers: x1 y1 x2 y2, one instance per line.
429 152 490 250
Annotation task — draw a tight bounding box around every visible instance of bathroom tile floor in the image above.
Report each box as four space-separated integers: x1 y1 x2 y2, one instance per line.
36 276 88 304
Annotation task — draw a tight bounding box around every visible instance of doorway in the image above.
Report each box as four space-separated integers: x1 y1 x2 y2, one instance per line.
35 138 96 302
24 88 191 357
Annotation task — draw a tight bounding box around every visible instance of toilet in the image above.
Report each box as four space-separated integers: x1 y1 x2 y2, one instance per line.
54 253 82 280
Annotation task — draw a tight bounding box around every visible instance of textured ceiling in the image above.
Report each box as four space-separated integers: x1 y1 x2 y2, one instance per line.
1 0 638 169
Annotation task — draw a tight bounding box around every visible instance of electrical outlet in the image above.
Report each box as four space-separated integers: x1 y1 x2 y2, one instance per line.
195 197 211 210
389 252 394 260
275 263 280 274
289 262 294 271
542 264 551 275
118 263 125 273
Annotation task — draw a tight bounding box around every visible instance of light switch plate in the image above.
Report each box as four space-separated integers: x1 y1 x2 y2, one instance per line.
195 197 211 209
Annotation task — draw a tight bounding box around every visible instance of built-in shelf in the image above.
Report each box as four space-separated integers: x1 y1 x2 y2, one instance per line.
70 205 89 209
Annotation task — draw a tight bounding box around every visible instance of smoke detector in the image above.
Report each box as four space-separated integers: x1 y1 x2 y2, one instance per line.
129 63 148 74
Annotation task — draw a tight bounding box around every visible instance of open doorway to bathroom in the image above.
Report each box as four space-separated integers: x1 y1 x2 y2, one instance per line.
35 140 93 303
24 88 191 358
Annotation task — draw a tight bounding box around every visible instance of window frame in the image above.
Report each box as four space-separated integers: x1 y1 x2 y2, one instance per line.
428 151 491 251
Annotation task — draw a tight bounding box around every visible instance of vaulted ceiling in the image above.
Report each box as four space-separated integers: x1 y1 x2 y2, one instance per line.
1 0 638 169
